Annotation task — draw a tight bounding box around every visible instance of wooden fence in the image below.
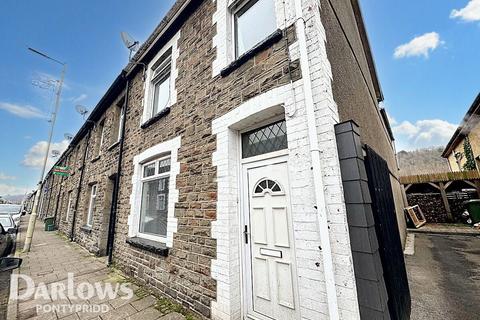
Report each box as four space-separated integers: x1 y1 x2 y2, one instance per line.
400 170 480 185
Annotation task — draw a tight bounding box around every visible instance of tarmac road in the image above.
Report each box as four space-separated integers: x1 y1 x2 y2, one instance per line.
406 233 480 320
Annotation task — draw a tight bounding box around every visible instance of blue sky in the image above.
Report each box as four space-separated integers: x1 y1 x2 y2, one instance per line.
0 0 176 197
0 0 479 197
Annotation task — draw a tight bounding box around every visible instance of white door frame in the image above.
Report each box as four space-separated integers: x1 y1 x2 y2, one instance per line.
239 151 300 320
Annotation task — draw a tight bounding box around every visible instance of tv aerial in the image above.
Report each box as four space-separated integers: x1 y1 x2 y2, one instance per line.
51 150 60 158
64 133 74 141
121 31 140 60
75 105 89 120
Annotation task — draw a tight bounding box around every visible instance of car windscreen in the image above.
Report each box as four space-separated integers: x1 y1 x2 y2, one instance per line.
0 204 21 215
0 216 13 228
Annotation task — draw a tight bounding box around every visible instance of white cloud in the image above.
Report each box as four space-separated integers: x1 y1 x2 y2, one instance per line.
22 140 69 170
0 102 47 119
451 0 480 22
393 119 457 151
0 184 30 197
0 173 16 181
70 93 87 103
394 32 443 59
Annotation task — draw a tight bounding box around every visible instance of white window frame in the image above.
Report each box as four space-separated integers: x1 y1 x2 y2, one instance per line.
141 30 181 126
128 136 181 247
66 193 73 221
98 121 106 156
212 0 293 77
232 0 278 58
86 184 97 227
137 156 171 240
117 107 124 142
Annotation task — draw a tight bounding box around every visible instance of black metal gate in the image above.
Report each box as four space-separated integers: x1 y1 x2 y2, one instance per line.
364 145 411 320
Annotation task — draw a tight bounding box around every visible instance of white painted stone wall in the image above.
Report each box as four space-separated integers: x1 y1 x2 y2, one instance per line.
302 0 360 318
210 0 360 319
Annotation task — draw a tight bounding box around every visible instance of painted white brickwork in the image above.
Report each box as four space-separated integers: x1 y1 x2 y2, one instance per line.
210 0 360 319
302 0 360 318
210 76 358 319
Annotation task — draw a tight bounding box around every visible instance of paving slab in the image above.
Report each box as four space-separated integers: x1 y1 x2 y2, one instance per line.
7 217 196 320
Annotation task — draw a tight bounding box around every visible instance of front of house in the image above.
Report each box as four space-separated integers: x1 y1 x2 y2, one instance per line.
36 0 408 319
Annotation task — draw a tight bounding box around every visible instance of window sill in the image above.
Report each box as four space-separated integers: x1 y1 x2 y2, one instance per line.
108 141 120 151
80 225 92 234
91 155 101 163
141 107 171 129
220 29 283 77
126 237 169 256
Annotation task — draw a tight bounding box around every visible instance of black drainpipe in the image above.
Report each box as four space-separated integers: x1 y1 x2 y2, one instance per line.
70 128 92 241
107 71 129 266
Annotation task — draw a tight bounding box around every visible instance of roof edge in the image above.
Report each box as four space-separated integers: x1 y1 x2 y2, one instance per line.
350 0 384 102
442 93 480 157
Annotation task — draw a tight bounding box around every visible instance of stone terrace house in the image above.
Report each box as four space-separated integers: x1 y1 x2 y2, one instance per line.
442 93 480 171
39 0 409 319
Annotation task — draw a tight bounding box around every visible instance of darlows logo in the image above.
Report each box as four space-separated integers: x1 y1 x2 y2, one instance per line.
10 273 133 303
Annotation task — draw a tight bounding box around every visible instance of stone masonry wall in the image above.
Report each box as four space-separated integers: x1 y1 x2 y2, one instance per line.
111 1 300 318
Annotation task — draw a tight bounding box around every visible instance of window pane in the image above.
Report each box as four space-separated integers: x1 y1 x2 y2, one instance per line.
0 217 12 228
152 75 170 115
242 120 288 158
143 163 156 178
158 158 171 174
139 177 169 237
236 0 277 56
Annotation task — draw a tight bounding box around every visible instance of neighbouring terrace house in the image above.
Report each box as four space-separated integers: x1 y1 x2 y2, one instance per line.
38 0 410 319
442 93 480 172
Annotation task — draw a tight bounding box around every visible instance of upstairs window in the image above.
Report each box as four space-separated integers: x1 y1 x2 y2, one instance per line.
234 0 277 57
111 100 124 145
148 51 171 119
94 120 105 157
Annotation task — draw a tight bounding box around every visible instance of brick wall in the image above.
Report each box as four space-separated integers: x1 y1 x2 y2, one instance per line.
111 1 300 318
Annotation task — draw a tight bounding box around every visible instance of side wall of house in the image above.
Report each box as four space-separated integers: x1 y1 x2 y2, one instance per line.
319 0 407 245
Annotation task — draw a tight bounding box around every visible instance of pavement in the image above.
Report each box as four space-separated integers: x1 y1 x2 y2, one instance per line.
5 216 194 320
406 233 480 320
408 223 480 236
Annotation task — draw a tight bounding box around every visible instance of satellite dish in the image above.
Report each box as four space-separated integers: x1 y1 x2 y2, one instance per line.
64 133 74 141
75 105 89 119
51 150 60 158
121 31 139 60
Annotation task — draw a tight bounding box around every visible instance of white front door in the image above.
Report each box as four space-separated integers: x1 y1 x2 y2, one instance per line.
243 159 299 320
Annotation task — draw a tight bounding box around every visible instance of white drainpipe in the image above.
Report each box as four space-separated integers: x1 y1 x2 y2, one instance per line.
293 0 340 319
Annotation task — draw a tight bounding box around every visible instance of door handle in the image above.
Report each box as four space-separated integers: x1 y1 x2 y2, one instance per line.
244 225 250 244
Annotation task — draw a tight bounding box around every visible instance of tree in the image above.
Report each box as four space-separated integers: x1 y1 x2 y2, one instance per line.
463 136 476 171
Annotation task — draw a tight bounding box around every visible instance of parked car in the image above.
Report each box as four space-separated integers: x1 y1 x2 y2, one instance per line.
0 223 14 258
0 215 17 234
0 204 24 227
